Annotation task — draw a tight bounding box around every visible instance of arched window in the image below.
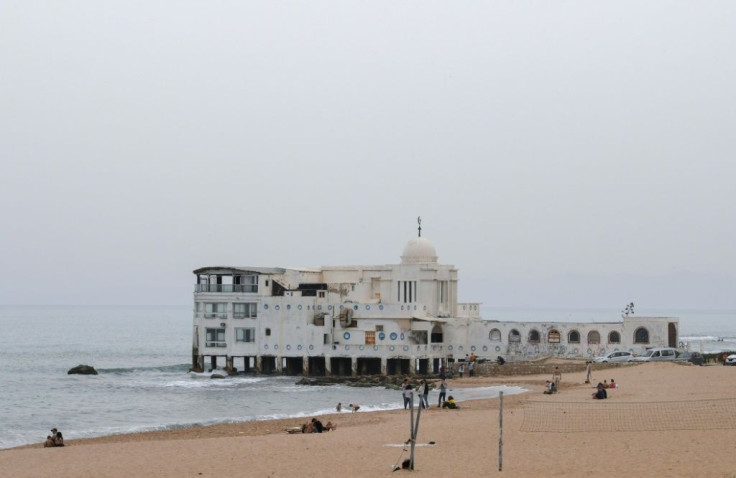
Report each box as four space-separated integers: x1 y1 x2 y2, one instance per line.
587 330 601 344
609 331 621 344
568 330 581 343
528 329 540 344
431 325 443 343
634 327 650 344
509 329 521 343
548 329 561 343
489 329 502 342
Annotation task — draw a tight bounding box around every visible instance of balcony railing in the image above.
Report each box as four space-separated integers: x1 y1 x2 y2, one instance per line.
205 341 227 348
195 284 258 293
204 313 228 319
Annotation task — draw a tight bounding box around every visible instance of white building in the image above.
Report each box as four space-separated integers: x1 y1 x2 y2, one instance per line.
191 235 679 375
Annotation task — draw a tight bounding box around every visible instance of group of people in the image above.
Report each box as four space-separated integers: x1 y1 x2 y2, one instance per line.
44 428 64 447
335 403 360 413
458 353 477 378
401 378 433 409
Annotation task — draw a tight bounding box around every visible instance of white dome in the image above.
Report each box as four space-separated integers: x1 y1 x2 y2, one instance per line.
401 237 438 264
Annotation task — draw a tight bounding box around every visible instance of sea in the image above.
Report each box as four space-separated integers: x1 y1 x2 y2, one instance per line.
0 305 733 450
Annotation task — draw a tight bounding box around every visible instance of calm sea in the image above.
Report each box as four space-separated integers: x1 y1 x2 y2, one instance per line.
0 305 732 449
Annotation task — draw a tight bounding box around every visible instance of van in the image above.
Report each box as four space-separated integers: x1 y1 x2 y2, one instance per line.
629 347 679 362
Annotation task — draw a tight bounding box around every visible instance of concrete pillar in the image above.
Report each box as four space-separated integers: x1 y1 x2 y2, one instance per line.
302 356 310 376
325 356 332 376
276 356 283 373
381 357 387 375
409 357 416 375
225 356 234 374
256 355 262 374
197 355 204 371
351 357 358 376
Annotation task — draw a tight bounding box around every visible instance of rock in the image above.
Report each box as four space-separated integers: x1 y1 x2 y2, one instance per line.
210 372 227 379
68 364 98 375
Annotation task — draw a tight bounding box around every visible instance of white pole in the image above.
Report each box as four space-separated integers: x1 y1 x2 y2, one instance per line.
498 391 503 471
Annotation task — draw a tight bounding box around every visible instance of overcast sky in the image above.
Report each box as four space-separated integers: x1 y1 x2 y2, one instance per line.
1 1 734 309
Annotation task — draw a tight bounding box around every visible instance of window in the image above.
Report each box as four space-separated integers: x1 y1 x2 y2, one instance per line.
235 328 255 343
509 329 521 343
365 331 376 345
398 281 417 303
265 328 271 337
234 275 258 293
233 303 257 319
204 303 227 319
609 331 621 344
318 290 326 298
568 330 581 343
206 328 226 347
634 327 649 344
489 329 502 342
587 330 601 345
548 329 561 343
528 329 540 344
376 325 384 332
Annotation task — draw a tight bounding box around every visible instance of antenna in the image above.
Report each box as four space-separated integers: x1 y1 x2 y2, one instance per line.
417 216 422 237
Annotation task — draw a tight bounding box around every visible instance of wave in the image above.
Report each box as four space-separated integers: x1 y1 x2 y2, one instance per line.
96 363 192 375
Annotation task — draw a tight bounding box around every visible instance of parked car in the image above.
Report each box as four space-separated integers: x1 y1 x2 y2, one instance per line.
629 347 679 362
725 354 736 366
676 351 705 366
594 351 634 363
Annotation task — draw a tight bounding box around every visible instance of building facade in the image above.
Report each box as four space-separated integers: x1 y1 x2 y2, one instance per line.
191 236 678 375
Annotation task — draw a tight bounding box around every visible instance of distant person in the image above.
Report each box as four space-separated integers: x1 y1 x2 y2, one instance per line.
336 402 342 412
437 378 447 407
44 428 63 447
496 356 505 365
439 366 446 379
311 418 324 433
585 362 592 384
54 431 64 447
324 421 337 431
403 384 413 409
593 383 607 400
470 352 476 362
603 380 609 389
458 363 465 378
543 380 553 394
442 395 458 409
610 379 616 389
349 403 360 413
421 379 430 409
553 367 562 388
469 360 475 378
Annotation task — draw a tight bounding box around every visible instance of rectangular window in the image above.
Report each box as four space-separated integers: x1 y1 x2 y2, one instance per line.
235 328 255 343
365 331 376 345
265 328 271 337
234 275 259 293
205 328 226 347
376 325 384 332
204 303 227 319
233 303 257 319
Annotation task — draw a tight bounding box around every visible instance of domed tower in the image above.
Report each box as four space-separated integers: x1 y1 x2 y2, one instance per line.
400 237 438 264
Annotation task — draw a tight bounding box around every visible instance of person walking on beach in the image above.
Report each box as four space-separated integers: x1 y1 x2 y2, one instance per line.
585 362 592 384
458 363 465 378
437 378 447 407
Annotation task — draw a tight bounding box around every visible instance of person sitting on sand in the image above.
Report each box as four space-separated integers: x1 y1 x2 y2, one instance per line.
603 380 609 389
543 380 554 394
592 383 607 400
441 396 458 409
349 403 360 413
45 428 63 447
302 421 315 433
324 421 337 431
311 418 324 433
54 431 64 447
610 379 616 389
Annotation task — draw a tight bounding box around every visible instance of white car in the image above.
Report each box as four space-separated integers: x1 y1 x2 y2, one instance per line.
594 351 634 363
725 354 736 366
629 347 678 362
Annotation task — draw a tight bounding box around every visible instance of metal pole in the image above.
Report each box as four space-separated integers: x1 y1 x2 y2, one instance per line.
411 390 423 471
409 391 416 470
498 391 503 471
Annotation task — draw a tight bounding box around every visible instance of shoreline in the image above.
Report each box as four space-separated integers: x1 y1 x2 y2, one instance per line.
3 364 736 477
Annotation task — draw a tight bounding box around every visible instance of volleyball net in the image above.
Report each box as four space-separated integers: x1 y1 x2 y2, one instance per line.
520 398 736 432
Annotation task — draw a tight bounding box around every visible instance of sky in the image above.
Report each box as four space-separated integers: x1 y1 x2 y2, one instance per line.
1 1 734 309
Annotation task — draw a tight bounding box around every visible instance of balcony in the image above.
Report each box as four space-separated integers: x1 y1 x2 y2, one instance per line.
195 284 258 293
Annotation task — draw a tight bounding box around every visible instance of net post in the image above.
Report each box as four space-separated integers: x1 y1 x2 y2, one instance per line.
498 391 504 471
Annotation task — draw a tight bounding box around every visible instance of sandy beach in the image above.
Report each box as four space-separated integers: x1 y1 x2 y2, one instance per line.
2 362 736 478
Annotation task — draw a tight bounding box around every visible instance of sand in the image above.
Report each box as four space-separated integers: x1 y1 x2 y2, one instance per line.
2 362 736 477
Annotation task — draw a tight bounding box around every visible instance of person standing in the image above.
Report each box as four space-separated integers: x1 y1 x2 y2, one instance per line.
458 363 465 378
421 379 430 409
403 384 413 409
437 378 447 407
585 362 592 384
553 366 561 388
469 360 475 378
